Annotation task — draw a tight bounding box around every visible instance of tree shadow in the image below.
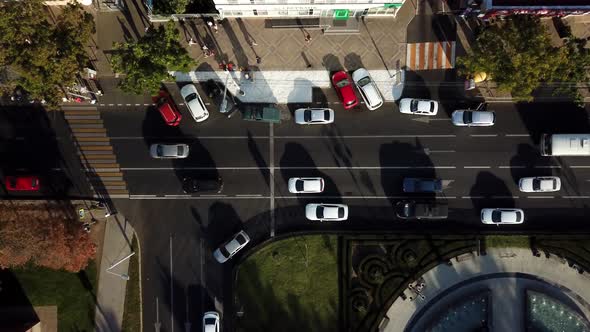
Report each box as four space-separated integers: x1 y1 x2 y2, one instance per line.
509 143 555 186
204 202 244 250
469 171 515 213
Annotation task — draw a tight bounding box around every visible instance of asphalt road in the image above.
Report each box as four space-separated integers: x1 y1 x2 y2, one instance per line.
101 84 590 332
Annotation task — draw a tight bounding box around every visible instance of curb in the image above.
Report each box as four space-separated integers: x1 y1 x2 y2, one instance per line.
133 226 144 332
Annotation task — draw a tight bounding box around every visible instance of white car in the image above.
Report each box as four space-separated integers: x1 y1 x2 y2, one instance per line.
213 230 250 263
518 176 561 192
305 203 348 222
294 108 334 125
352 68 384 110
399 98 439 116
180 84 209 123
202 311 220 332
452 110 496 126
149 143 189 159
288 177 324 193
481 208 524 225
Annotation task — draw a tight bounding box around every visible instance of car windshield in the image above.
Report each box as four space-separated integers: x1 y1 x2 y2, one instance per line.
429 102 435 113
295 180 304 192
304 110 311 122
404 204 415 217
31 178 38 187
317 207 324 218
532 179 541 190
219 246 230 257
515 212 522 222
410 100 419 112
463 111 473 123
336 79 349 88
204 318 216 325
357 76 371 87
157 145 163 155
236 234 246 244
323 110 330 121
338 208 344 218
184 92 197 103
491 211 502 223
177 146 184 155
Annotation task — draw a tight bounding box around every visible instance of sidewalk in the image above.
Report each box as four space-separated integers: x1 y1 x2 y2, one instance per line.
94 213 138 332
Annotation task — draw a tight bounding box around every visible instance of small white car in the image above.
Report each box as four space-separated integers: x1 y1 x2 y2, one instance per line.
149 143 189 159
213 230 250 263
288 177 324 193
452 110 496 126
202 311 220 332
305 203 348 222
481 208 524 225
180 84 209 123
518 176 561 192
352 68 384 110
294 108 334 125
399 98 439 116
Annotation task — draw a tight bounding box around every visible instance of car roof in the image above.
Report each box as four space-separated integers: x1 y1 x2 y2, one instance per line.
302 178 322 191
322 205 342 219
158 101 180 123
417 100 434 113
352 68 370 81
471 111 495 123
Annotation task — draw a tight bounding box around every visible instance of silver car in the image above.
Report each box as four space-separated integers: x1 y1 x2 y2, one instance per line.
149 143 189 159
399 98 439 116
294 108 334 125
481 208 524 225
352 68 384 110
213 230 250 263
202 311 220 332
518 176 561 192
452 110 496 126
288 177 324 193
180 84 210 123
305 203 348 222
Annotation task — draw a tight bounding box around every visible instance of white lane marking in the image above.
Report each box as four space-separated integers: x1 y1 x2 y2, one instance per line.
135 104 141 106
499 166 526 169
236 194 263 197
126 104 132 106
164 194 191 198
270 122 276 238
121 166 457 171
563 196 590 198
527 196 555 199
470 134 498 137
108 104 114 106
169 236 174 332
505 134 530 137
129 195 457 200
200 194 226 197
570 166 590 168
461 196 520 199
109 134 457 139
463 166 491 169
462 196 484 199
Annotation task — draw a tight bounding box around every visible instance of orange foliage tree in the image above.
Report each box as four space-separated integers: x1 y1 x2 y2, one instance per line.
0 202 96 272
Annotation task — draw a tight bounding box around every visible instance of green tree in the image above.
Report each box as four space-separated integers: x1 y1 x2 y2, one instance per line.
0 0 95 108
152 0 190 15
457 15 590 103
111 21 195 95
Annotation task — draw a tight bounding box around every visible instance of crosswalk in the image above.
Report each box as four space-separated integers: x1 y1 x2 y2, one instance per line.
406 41 456 71
63 107 129 199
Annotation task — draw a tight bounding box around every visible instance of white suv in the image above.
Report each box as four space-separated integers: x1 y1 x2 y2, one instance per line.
180 84 209 123
352 68 383 110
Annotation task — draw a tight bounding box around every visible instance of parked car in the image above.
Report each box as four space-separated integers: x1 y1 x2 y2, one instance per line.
403 178 443 193
204 79 239 117
518 176 561 193
213 230 250 263
288 177 325 193
202 311 220 332
352 68 383 110
305 203 348 221
331 71 358 109
180 84 209 123
481 208 524 225
242 105 281 123
5 176 40 191
452 110 496 126
149 143 190 159
294 108 334 125
182 176 224 194
155 91 182 126
395 201 448 220
399 98 438 116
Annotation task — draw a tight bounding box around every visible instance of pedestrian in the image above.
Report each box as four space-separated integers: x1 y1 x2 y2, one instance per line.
202 45 210 57
251 40 258 46
305 33 312 43
256 56 261 64
213 23 219 33
188 38 196 46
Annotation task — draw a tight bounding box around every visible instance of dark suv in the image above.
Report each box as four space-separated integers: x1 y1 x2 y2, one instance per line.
396 201 448 220
182 176 224 194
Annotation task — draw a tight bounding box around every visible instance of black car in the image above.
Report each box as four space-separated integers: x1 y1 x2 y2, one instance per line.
395 201 448 220
182 176 224 194
204 79 239 117
402 178 443 193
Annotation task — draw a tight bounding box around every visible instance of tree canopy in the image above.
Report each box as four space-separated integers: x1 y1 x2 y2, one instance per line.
111 21 195 95
0 0 95 108
457 15 590 103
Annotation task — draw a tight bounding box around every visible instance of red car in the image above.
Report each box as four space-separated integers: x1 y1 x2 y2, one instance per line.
153 91 182 126
331 71 358 109
5 176 40 191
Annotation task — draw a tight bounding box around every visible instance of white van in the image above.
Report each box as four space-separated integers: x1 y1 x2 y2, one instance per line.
540 134 590 156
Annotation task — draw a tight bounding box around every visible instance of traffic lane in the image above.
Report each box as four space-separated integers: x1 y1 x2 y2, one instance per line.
100 107 270 139
112 137 271 168
124 169 270 196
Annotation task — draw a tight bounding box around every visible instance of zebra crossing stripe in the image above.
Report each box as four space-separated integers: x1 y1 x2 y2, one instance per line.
406 41 456 71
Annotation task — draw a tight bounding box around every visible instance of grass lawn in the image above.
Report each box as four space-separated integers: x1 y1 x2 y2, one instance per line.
122 236 141 332
13 260 97 332
235 235 339 332
485 235 531 249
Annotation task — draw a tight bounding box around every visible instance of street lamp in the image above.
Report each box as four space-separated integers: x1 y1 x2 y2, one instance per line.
105 251 135 281
106 269 130 280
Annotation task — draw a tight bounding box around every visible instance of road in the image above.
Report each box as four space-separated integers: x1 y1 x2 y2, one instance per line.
97 82 590 332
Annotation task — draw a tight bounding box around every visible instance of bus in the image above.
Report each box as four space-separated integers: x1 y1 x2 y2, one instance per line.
540 134 590 156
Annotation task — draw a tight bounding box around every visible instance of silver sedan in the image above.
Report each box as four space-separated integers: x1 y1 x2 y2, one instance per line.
149 143 189 159
294 108 334 125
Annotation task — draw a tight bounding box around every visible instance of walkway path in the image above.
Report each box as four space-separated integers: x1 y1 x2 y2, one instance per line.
385 247 590 331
